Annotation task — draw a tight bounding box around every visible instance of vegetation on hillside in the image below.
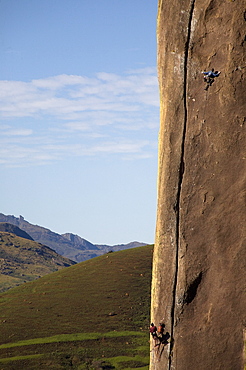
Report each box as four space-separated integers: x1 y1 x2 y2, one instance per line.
0 244 153 369
0 232 76 292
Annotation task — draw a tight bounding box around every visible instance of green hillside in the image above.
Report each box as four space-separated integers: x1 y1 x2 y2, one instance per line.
0 244 153 369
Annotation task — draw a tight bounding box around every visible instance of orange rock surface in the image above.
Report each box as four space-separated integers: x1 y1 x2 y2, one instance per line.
151 1 245 369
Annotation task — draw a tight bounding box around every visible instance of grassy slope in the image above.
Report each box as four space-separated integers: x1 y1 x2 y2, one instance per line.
0 232 75 292
0 244 153 369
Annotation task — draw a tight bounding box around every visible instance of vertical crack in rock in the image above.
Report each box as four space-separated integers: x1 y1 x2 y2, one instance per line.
168 1 195 368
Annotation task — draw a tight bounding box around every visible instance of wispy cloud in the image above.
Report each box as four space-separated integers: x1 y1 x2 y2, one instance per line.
0 68 159 167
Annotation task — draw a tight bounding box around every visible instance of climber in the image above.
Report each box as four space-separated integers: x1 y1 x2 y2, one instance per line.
157 323 165 339
149 323 158 339
202 68 221 90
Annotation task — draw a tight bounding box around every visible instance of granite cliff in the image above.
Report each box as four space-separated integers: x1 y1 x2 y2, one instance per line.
151 1 245 369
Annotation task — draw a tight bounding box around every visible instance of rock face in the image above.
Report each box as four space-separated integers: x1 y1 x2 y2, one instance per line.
151 1 245 369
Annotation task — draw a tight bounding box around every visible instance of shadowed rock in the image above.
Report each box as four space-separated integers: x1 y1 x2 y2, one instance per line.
0 222 34 241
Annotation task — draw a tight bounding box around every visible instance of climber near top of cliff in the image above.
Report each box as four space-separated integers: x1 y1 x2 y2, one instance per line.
202 68 221 91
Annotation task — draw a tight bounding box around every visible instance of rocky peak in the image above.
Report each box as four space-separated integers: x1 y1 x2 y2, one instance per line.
0 222 33 241
62 233 99 250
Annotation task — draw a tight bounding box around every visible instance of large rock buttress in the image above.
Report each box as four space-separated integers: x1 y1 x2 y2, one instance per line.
151 1 245 369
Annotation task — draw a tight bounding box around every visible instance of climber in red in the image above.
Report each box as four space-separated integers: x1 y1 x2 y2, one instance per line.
149 323 158 339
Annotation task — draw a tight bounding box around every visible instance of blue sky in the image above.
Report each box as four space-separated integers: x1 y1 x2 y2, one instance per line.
0 0 159 245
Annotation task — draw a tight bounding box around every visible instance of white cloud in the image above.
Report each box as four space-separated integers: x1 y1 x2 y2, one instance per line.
2 128 33 136
0 68 159 167
0 68 159 118
31 74 90 89
0 134 156 168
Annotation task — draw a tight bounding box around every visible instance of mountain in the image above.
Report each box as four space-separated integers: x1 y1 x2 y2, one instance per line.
0 222 33 241
151 1 245 369
62 232 98 250
0 213 94 262
0 244 153 369
96 241 147 252
0 229 76 292
0 213 147 262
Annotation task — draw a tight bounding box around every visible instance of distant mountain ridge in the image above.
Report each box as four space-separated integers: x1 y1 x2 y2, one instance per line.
0 222 34 241
0 213 147 263
62 233 99 250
